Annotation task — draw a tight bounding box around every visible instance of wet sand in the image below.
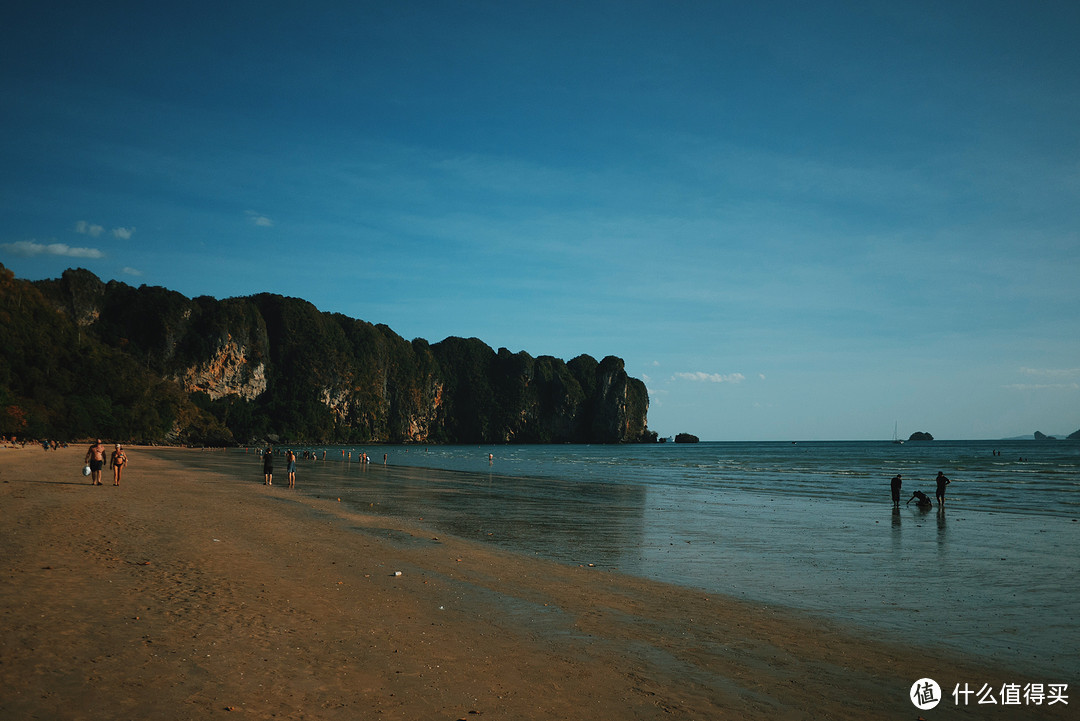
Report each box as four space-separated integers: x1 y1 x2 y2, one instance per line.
0 446 1069 720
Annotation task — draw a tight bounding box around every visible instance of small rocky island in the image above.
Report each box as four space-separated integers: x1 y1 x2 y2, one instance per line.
674 433 700 443
907 431 934 441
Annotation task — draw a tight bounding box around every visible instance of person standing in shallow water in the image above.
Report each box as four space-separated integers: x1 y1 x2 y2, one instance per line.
890 474 902 508
263 446 274 486
286 449 297 488
935 471 951 505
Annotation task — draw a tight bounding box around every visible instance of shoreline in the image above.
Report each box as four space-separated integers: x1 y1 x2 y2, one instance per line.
212 444 1080 678
1 445 1071 719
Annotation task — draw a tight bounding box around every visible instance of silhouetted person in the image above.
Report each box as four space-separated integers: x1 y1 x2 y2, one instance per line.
890 474 902 507
263 446 274 485
935 471 951 505
906 490 932 508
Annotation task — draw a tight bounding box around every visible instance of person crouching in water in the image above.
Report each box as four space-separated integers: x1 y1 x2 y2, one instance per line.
906 490 933 509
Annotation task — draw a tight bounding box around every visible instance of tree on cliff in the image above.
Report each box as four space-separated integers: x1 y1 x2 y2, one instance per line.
2 264 653 445
0 265 230 443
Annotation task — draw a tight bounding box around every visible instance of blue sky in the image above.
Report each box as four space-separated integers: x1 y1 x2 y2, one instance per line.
2 1 1078 440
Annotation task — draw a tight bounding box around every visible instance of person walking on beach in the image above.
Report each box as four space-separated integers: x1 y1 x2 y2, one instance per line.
263 446 274 485
890 474 902 507
286 449 297 488
110 444 128 486
935 471 951 505
85 439 106 486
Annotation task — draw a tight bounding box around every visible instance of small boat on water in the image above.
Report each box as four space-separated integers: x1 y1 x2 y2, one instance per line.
893 422 904 444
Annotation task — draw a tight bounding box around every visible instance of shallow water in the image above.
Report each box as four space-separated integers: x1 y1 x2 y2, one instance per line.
163 440 1080 678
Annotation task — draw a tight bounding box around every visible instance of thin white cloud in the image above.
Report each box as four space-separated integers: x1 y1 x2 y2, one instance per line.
112 226 135 239
673 371 746 384
75 221 104 237
121 267 144 277
1004 383 1080 391
246 210 273 227
1 240 104 259
1020 367 1080 379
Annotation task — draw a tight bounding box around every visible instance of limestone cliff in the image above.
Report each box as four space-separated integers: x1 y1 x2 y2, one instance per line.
19 267 652 445
177 336 266 401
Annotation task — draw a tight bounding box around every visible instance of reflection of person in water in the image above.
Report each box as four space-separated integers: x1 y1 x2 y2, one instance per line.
890 474 902 507
906 490 933 508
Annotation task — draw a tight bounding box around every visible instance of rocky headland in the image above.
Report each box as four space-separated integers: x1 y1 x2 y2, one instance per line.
0 264 654 446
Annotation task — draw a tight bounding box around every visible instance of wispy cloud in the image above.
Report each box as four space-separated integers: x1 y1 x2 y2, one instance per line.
1 240 104 259
673 371 746 384
1020 367 1080 378
121 266 144 277
1006 367 1080 390
246 210 273 227
1004 383 1080 391
75 220 104 237
77 220 134 239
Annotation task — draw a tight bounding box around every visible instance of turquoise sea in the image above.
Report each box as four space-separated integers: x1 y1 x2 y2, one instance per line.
167 439 1080 679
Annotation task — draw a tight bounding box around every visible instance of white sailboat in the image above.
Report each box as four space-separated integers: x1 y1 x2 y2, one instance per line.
893 422 904 444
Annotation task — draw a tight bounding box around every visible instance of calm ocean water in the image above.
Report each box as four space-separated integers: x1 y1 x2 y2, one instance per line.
165 439 1080 678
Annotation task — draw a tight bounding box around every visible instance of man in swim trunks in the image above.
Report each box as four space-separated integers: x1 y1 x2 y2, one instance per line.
935 471 951 505
85 439 106 486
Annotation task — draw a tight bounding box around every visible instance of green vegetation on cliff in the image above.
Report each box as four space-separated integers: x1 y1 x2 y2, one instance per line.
0 265 653 445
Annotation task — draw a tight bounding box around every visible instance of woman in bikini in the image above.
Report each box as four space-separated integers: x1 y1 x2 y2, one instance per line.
110 444 128 486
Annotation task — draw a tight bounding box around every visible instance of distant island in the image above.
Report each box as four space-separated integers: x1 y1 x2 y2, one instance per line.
907 431 934 441
1032 430 1080 440
0 264 656 446
674 433 700 443
1005 430 1080 440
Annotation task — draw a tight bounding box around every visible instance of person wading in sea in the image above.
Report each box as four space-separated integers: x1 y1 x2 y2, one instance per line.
935 471 951 505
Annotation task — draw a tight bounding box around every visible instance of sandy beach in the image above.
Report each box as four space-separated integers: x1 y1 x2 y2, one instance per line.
0 446 1070 720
